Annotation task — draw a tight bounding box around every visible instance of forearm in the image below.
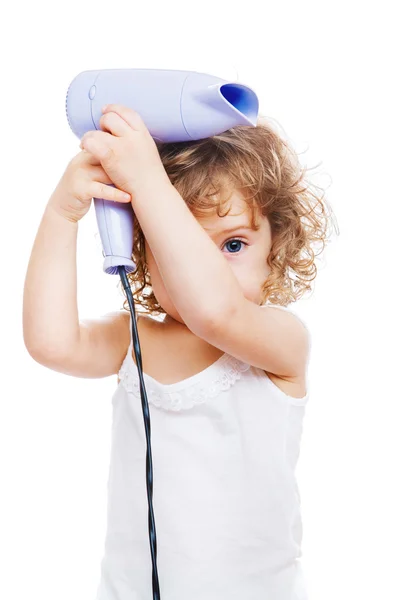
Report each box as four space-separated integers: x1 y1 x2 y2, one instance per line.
131 181 244 330
23 194 80 357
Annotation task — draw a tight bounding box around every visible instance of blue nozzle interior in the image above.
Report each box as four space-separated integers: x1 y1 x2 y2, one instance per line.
220 83 258 125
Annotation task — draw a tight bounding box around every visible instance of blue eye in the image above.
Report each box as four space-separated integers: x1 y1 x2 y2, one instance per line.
223 238 248 254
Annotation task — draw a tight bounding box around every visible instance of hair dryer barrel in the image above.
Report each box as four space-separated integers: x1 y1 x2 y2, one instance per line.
65 68 259 142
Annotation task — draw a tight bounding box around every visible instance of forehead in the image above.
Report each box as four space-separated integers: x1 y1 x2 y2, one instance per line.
196 189 260 233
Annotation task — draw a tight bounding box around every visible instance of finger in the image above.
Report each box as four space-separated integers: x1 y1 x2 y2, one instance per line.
99 111 133 138
81 132 114 159
79 149 102 165
102 104 145 133
90 181 132 203
88 165 114 185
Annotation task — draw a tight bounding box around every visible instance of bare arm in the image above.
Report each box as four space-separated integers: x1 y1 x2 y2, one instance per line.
23 149 136 378
23 193 80 358
23 191 132 378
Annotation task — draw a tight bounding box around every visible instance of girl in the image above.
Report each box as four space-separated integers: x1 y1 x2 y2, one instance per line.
23 104 338 599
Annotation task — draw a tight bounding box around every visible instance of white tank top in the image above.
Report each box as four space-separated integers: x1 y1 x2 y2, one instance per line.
95 304 311 600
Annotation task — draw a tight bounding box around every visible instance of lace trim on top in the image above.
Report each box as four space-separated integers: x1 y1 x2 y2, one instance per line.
118 350 251 412
117 303 309 412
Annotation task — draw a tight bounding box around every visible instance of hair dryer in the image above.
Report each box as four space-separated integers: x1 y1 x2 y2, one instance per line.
65 68 259 599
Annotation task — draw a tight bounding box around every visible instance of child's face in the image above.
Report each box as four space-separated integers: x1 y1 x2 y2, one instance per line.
144 189 272 326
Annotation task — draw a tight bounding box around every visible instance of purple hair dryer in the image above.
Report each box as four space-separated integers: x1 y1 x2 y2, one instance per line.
65 68 259 275
65 68 259 600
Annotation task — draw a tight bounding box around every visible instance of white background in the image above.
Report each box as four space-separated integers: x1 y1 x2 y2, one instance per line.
2 1 399 598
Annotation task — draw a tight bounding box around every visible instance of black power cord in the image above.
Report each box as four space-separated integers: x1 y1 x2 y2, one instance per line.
118 265 161 600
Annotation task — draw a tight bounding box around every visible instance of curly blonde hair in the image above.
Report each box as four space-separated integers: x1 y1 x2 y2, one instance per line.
120 114 339 315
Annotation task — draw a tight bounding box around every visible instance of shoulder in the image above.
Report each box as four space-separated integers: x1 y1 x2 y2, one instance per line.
109 308 131 335
118 310 157 345
261 304 310 399
262 303 309 330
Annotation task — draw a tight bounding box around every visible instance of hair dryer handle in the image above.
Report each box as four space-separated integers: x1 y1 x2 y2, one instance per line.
93 188 135 275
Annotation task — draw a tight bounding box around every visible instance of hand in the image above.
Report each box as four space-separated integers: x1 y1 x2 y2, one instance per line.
79 104 171 199
48 150 132 224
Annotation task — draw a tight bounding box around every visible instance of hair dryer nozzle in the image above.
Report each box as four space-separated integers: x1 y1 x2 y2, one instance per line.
181 73 259 140
220 83 259 126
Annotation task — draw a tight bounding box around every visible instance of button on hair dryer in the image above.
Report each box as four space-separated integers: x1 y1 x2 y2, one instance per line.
65 68 259 599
